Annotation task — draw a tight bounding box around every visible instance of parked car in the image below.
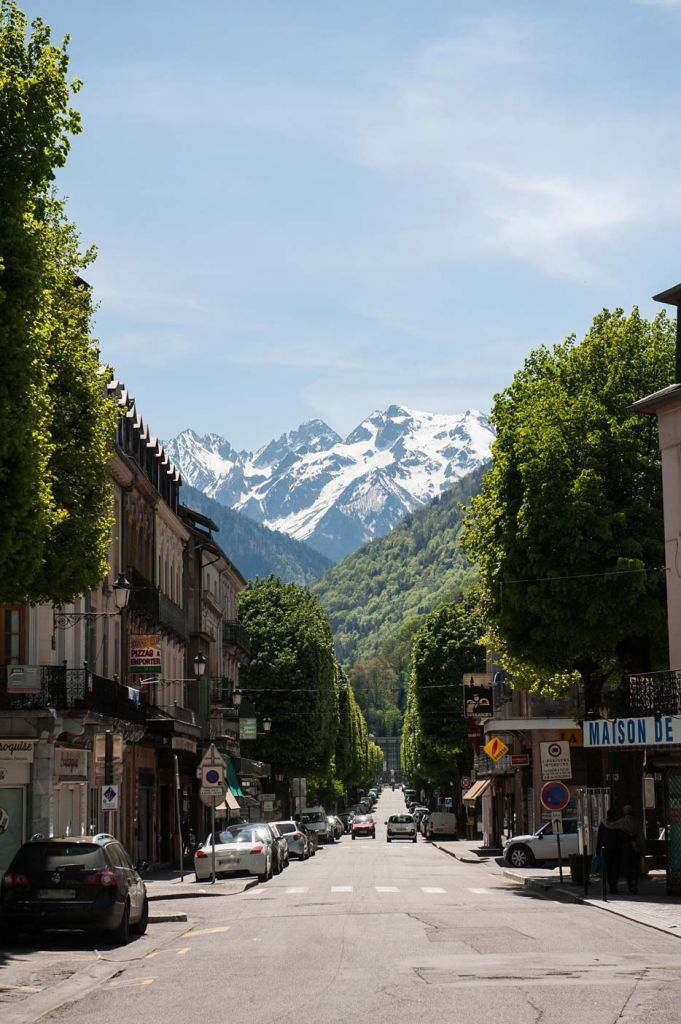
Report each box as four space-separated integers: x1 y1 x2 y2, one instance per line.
326 816 340 842
332 816 344 840
386 813 417 843
351 814 376 840
271 821 309 860
425 812 459 839
338 812 353 834
412 806 429 826
264 822 289 871
300 807 333 844
0 834 148 945
404 789 417 807
503 818 580 868
194 823 274 882
419 813 431 836
300 823 318 855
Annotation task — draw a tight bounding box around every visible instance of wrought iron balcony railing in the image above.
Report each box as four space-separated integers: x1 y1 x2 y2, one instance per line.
0 666 146 725
628 670 681 716
222 620 251 662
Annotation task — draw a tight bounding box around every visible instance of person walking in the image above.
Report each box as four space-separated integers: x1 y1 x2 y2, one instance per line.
618 805 644 895
595 809 626 895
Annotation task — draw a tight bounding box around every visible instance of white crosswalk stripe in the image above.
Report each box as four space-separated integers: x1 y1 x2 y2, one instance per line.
468 887 493 894
331 885 353 892
375 886 399 893
286 887 309 894
421 886 447 894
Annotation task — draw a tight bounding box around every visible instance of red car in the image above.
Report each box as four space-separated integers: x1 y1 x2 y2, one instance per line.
351 814 375 840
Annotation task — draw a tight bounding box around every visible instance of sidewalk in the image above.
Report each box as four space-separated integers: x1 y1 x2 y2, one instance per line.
433 838 681 939
143 867 258 901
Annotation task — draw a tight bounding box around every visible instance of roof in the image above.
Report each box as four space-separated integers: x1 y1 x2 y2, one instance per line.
629 382 681 416
653 283 681 307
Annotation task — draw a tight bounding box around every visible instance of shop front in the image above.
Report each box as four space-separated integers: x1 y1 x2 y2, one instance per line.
0 739 39 872
53 747 88 837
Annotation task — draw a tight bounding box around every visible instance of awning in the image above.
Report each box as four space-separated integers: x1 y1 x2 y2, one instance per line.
227 759 244 798
482 717 578 733
214 788 240 813
463 778 493 804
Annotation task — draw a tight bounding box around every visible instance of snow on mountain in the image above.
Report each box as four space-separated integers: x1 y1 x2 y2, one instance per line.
165 406 494 563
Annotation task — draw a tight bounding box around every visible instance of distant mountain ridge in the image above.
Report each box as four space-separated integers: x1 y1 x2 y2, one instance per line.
166 405 494 563
311 463 488 663
181 483 332 585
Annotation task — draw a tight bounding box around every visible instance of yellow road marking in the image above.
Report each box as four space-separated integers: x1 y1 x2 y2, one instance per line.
184 926 229 937
0 984 43 992
145 951 161 959
105 977 155 989
176 947 190 955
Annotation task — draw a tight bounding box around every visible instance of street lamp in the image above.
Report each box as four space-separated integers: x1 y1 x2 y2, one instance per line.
53 573 132 628
263 717 272 733
232 687 243 708
193 652 207 678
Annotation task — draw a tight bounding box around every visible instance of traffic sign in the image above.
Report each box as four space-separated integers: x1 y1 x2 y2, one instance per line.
483 736 509 762
200 743 226 769
540 740 572 781
551 811 563 834
511 754 530 767
540 781 570 812
460 776 472 790
101 784 119 811
200 764 226 805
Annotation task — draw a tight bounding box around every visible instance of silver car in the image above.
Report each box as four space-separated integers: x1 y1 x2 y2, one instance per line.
194 824 274 882
386 813 417 843
271 820 309 860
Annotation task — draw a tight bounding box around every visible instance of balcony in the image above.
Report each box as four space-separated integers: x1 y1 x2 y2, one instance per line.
222 620 251 663
127 568 185 642
628 670 681 716
0 667 146 725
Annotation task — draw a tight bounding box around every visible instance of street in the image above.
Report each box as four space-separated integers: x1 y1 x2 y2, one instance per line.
2 790 681 1024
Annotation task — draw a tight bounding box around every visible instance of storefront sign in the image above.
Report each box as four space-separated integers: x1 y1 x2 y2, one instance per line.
129 634 162 675
463 673 493 719
540 741 572 781
54 748 87 780
511 754 530 767
0 762 30 784
0 740 35 762
483 736 509 762
6 665 42 694
583 716 681 748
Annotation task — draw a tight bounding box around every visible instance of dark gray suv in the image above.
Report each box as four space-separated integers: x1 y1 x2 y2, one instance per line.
0 833 148 945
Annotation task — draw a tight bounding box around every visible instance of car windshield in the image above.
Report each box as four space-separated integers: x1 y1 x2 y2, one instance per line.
390 815 413 823
274 822 296 834
355 815 372 823
213 826 261 844
11 843 107 871
300 812 324 824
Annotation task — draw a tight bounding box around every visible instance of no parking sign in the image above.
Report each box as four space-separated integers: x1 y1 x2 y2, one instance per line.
540 781 570 812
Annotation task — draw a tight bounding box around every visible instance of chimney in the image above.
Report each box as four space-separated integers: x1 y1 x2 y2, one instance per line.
653 282 681 384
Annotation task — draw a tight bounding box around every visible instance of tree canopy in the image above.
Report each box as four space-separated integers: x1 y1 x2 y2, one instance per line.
463 308 674 701
401 593 485 785
0 1 115 603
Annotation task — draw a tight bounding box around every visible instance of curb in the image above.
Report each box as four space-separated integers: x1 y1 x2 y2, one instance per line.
434 843 481 864
501 870 681 939
149 912 188 923
147 878 258 901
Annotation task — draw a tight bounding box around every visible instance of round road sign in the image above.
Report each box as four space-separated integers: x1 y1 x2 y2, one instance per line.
540 781 570 812
204 768 221 785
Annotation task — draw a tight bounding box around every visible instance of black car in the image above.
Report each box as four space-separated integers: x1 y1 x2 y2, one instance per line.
0 834 148 945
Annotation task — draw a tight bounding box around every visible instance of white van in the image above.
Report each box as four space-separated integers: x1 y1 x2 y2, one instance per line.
426 811 458 838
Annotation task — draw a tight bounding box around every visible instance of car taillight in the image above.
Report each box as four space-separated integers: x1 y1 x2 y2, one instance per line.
83 870 117 887
195 850 208 859
251 844 264 854
3 872 30 887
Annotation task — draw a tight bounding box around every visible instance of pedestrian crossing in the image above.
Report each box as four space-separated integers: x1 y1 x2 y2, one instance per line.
255 884 493 896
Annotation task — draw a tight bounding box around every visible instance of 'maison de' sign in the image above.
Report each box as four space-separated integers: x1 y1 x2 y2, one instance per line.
583 716 681 748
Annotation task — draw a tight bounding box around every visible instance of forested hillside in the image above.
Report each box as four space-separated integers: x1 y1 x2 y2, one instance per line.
182 484 333 585
312 463 487 664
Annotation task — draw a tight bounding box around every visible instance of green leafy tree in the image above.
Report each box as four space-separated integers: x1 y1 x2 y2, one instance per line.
403 593 485 785
463 308 674 708
0 1 115 602
238 577 339 778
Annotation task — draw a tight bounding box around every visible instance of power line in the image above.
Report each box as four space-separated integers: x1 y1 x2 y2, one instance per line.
502 565 666 586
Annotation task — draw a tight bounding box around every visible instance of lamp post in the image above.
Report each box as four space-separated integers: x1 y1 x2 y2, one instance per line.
53 573 132 629
232 687 242 709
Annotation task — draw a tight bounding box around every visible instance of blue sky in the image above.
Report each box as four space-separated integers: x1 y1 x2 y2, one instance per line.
24 0 681 449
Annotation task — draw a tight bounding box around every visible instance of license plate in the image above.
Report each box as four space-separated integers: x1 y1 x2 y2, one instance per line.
221 853 237 862
37 889 76 900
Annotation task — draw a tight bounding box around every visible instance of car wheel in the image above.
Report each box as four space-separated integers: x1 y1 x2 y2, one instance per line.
130 896 149 936
507 845 534 869
110 901 130 946
413 836 417 843
387 837 391 843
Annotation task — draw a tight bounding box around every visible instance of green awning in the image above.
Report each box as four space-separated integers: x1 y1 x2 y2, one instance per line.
227 758 244 798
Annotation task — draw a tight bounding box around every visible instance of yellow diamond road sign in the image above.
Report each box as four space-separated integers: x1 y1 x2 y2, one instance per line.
483 736 509 762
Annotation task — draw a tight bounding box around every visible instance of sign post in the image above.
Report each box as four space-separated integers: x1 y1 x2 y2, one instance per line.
174 754 184 882
551 812 564 884
200 744 227 885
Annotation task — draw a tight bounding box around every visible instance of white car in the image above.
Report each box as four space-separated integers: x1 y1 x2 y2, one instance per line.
386 813 417 842
194 823 274 882
503 819 579 868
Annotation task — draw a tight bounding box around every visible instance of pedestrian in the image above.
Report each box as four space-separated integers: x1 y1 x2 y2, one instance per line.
618 804 644 895
595 808 625 894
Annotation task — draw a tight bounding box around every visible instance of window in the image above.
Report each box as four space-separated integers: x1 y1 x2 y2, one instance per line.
2 607 24 664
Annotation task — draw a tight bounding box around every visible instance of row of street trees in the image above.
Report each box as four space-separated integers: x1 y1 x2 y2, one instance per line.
238 578 383 805
402 308 675 792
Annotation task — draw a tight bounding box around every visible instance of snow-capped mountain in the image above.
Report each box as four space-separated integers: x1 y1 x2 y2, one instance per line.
166 405 494 563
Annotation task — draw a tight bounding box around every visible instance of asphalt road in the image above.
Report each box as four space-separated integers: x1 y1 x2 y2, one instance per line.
5 789 681 1024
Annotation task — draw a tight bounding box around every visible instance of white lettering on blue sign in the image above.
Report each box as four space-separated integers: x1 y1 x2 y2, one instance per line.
583 716 681 747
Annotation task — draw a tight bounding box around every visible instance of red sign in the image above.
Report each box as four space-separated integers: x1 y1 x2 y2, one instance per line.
467 718 481 756
511 754 530 766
